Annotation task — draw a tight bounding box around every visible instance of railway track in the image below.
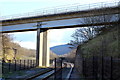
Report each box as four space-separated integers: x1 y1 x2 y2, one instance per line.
24 62 74 80
24 68 53 80
24 68 62 80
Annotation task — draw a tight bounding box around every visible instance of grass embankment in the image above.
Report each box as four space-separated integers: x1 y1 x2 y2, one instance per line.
75 25 119 79
81 26 119 57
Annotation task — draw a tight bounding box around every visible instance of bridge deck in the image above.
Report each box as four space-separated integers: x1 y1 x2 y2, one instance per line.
1 1 119 33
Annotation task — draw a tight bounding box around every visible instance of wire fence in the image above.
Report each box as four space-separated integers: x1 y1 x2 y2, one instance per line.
82 56 120 80
1 59 37 74
1 58 64 77
1 0 119 20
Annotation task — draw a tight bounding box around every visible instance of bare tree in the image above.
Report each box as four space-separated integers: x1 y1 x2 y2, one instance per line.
69 14 114 47
0 33 13 61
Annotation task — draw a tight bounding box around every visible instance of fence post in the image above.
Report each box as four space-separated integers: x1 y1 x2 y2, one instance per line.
19 60 21 70
30 60 32 68
82 57 85 78
33 60 35 68
8 60 11 72
60 58 63 80
31 60 32 68
101 56 104 80
54 58 57 80
110 57 113 80
93 56 95 80
32 60 34 68
84 58 86 79
24 60 25 70
2 59 4 74
82 57 86 79
14 60 16 71
34 60 35 67
28 60 29 69
95 56 98 80
34 60 36 67
30 60 31 68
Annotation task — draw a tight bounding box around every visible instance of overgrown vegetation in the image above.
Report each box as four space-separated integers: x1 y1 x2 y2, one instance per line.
69 14 119 57
70 13 119 79
69 15 117 48
74 24 119 80
81 25 119 58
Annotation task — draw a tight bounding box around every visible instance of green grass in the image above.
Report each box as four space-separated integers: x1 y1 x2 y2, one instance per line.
81 26 119 57
2 70 28 78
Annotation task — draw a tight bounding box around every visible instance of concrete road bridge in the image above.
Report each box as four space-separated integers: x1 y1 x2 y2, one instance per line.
1 1 120 67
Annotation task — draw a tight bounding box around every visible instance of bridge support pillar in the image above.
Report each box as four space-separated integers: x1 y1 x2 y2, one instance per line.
36 28 50 67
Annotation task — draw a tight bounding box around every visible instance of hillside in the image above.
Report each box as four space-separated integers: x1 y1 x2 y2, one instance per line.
11 42 58 60
75 24 119 79
75 24 119 73
50 44 74 55
78 25 119 57
61 49 76 63
0 34 58 61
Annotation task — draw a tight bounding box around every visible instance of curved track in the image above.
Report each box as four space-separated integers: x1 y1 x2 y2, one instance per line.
24 62 74 80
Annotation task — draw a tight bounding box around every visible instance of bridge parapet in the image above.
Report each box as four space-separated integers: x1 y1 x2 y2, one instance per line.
1 0 119 20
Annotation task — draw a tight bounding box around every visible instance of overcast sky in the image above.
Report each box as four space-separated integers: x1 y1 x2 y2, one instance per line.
1 0 117 49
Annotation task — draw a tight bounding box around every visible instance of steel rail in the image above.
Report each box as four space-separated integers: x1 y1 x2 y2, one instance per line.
24 68 62 80
65 63 74 80
24 68 53 80
24 62 69 80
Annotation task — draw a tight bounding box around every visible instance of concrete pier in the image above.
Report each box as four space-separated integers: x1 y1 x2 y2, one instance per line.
36 28 50 67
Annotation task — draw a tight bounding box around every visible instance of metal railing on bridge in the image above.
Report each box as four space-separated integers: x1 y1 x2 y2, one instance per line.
1 0 119 20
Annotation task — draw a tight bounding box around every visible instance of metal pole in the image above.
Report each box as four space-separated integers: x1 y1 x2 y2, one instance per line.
30 60 32 68
19 60 21 70
12 48 17 60
2 59 4 74
85 58 86 79
61 58 63 80
33 60 34 67
24 60 25 69
95 57 98 80
14 60 16 71
82 57 84 77
54 58 57 80
110 57 113 80
93 56 95 80
36 22 42 66
27 60 29 69
31 60 33 68
8 60 11 72
84 58 86 79
33 60 34 68
101 56 104 80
